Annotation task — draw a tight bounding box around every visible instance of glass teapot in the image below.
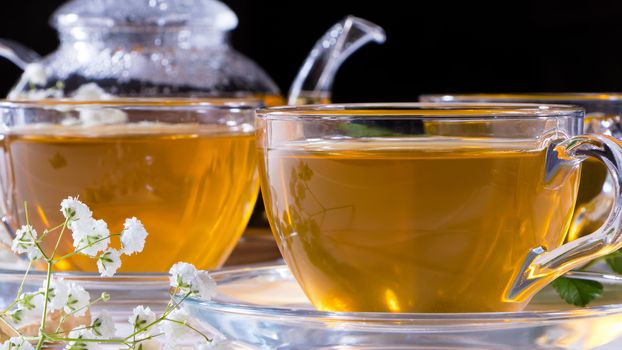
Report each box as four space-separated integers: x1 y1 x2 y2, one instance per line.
0 0 385 104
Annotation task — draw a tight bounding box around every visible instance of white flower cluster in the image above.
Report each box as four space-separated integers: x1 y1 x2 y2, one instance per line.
59 197 148 276
169 262 217 300
11 225 42 261
55 311 115 350
3 198 221 349
126 263 216 349
8 278 94 328
2 267 218 349
0 337 34 350
11 197 148 279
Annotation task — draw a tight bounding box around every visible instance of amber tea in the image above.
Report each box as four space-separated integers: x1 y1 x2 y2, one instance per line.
260 139 580 313
2 123 258 272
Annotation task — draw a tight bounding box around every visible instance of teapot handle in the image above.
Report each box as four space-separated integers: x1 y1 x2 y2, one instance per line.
507 134 622 300
0 39 41 70
287 16 385 105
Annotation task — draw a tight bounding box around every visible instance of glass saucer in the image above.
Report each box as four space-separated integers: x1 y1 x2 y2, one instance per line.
0 270 171 322
0 270 237 349
183 265 622 350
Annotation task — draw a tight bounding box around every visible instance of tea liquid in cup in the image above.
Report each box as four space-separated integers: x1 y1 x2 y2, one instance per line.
256 103 622 313
0 99 260 272
421 94 622 241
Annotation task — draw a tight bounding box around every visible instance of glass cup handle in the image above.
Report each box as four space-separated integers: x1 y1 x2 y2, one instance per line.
508 134 622 300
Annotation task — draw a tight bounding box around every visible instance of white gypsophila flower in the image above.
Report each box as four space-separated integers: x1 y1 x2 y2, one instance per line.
96 248 121 277
169 262 196 289
70 218 93 249
0 337 34 350
65 282 91 317
65 328 100 350
91 311 116 338
11 225 42 261
159 307 191 342
120 217 148 255
60 197 92 223
17 292 43 315
129 305 156 331
194 270 217 301
41 278 70 312
72 219 110 257
169 262 216 300
23 63 47 86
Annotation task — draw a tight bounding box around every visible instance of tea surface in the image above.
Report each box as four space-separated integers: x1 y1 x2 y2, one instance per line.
2 124 258 272
260 139 580 312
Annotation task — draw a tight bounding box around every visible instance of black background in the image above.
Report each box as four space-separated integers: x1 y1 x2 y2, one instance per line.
1 1 622 101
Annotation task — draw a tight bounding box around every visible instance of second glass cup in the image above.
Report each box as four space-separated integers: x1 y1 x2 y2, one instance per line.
256 103 622 313
422 93 622 241
0 99 260 272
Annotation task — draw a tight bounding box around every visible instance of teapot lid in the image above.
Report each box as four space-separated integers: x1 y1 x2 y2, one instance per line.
52 0 238 31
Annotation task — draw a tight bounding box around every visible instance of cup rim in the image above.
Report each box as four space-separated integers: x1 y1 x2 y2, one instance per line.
256 102 585 120
0 97 262 110
420 92 622 103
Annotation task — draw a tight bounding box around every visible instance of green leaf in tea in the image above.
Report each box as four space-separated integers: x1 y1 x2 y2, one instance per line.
552 276 603 307
338 123 396 137
605 249 622 274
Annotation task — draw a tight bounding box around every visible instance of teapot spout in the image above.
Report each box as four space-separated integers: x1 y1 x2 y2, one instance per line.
288 16 385 105
0 39 41 70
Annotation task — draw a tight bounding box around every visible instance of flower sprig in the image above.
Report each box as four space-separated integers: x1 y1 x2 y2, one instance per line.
0 197 217 349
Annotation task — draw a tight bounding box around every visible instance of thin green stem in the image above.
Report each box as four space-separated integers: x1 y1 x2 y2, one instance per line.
124 292 192 341
131 332 164 348
60 295 105 326
164 318 211 343
24 201 29 227
54 310 67 334
50 218 70 259
0 300 19 316
0 291 44 317
132 324 137 350
52 234 120 263
37 221 68 241
35 261 53 350
50 325 84 336
43 333 131 345
32 241 49 261
16 260 33 298
163 287 181 315
0 260 32 315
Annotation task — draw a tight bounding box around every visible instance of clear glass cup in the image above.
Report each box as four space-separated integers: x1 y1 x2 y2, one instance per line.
256 103 622 313
0 98 260 272
421 93 622 242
